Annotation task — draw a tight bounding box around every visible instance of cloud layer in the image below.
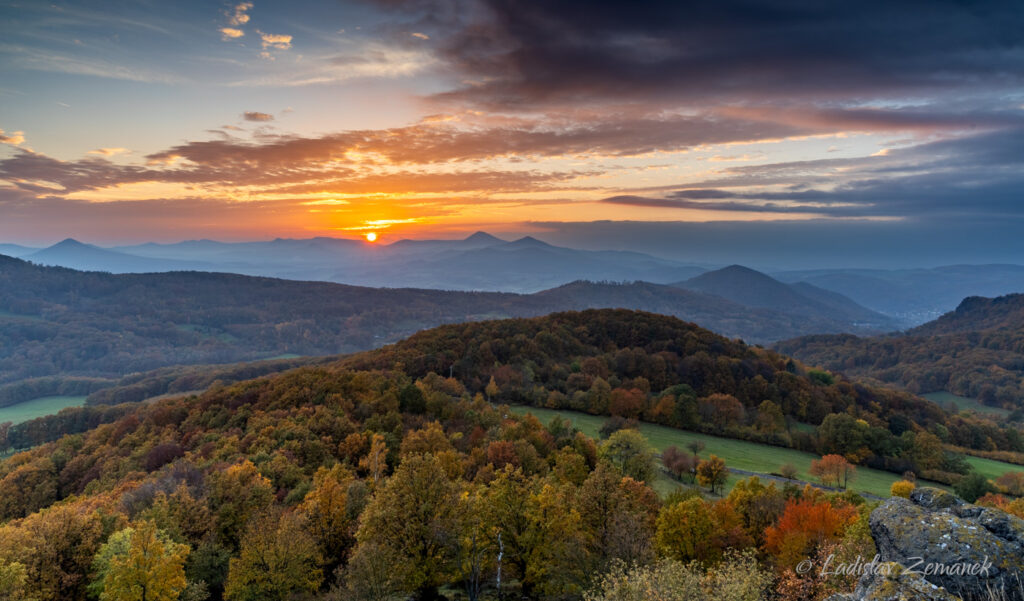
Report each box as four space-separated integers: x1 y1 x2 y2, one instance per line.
1 0 1023 264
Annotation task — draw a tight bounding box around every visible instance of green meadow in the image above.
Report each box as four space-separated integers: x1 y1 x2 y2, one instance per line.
509 405 945 498
965 455 1024 481
922 391 1011 418
0 396 87 425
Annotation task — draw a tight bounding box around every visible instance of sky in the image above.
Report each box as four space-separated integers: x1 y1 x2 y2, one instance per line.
1 0 1023 267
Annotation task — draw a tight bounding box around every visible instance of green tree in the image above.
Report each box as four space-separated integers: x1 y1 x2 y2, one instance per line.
954 472 996 503
341 542 409 601
207 461 274 550
755 400 785 434
224 512 322 601
0 559 29 601
480 467 536 594
598 430 657 483
97 521 189 601
299 464 357 575
909 431 944 471
696 455 729 495
354 454 460 600
654 498 717 563
577 463 658 569
818 414 869 458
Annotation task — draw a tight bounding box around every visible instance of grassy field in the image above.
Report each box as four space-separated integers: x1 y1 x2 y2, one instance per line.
0 396 86 425
965 455 1023 481
509 405 945 498
923 391 1011 418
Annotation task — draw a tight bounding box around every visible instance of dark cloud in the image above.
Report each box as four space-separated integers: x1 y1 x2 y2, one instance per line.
531 217 1024 269
601 194 856 216
601 128 1024 220
372 0 1024 109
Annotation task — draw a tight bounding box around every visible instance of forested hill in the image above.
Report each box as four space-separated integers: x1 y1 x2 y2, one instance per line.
776 293 1024 409
0 255 884 401
1 309 1021 601
339 310 1024 460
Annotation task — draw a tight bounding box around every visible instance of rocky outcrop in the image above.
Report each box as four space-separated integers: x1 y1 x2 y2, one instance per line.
830 562 962 601
866 487 1024 601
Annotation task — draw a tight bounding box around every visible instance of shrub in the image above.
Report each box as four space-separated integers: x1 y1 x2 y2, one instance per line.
890 480 915 498
584 552 769 601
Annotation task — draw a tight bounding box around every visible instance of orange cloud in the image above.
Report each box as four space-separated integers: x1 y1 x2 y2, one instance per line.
257 31 292 50
0 129 25 145
228 2 252 26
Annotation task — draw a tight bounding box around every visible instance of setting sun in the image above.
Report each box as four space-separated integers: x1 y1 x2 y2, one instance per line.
364 232 377 242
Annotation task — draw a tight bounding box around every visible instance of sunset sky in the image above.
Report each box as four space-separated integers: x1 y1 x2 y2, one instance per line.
1 0 1023 265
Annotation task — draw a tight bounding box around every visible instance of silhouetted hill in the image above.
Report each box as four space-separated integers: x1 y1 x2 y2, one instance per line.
27 238 211 273
0 243 36 258
0 256 905 404
675 265 896 329
911 294 1024 335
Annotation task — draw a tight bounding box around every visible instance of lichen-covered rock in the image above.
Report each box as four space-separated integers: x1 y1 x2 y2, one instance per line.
828 562 962 601
869 487 1024 601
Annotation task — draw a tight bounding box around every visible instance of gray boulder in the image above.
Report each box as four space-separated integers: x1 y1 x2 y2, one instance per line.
829 562 962 601
868 487 1024 601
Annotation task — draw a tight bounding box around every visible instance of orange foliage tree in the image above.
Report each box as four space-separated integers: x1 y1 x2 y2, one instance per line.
809 454 856 489
763 487 858 569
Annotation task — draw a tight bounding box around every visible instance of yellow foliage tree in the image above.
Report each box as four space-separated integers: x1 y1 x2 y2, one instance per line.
99 521 189 601
299 464 356 574
359 433 388 487
654 497 717 563
224 512 322 601
354 453 460 598
696 455 729 495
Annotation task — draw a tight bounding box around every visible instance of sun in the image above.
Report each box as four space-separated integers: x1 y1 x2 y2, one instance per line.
364 232 377 242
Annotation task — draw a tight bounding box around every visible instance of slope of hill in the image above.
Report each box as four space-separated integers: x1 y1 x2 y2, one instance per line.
0 257 884 403
775 264 1024 325
534 280 862 342
26 238 212 273
910 293 1024 335
334 236 708 291
776 293 1024 409
674 265 897 329
0 243 36 258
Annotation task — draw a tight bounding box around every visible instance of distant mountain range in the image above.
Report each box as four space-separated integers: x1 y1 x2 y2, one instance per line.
9 234 1024 325
15 233 709 293
0 255 891 401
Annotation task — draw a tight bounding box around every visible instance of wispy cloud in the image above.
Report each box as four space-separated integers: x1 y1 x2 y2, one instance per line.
0 43 184 83
242 111 274 122
220 27 245 40
87 148 130 156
